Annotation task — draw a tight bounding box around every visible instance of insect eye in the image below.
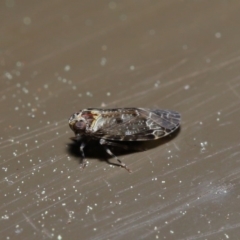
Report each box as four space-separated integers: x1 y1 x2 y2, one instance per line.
75 120 86 130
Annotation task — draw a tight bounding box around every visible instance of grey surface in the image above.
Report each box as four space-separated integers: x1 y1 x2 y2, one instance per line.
1 0 240 239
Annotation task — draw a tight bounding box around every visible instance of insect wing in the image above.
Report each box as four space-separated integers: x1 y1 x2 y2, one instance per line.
93 108 180 141
142 109 181 133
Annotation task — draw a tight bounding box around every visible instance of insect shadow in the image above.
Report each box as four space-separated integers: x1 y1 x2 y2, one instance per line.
66 127 181 170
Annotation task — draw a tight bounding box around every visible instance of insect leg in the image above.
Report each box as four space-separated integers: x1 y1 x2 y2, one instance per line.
79 142 87 168
100 142 132 172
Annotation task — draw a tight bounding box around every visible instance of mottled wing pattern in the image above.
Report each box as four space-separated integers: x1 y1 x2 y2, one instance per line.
142 108 181 134
93 108 180 141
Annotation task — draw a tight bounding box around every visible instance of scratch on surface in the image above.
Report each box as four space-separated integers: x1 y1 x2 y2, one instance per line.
0 132 66 166
0 119 66 150
172 142 180 151
227 82 240 99
178 222 240 240
165 54 240 87
23 213 39 231
23 213 53 238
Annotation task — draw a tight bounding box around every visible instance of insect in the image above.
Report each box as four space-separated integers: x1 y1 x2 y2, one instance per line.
69 108 181 172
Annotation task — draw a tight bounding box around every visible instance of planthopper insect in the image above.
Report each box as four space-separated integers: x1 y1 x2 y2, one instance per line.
69 108 181 172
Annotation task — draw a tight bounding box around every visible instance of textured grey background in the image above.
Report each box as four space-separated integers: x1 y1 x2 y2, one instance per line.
1 0 240 239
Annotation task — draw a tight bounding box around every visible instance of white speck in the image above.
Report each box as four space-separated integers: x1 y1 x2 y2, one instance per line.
16 61 23 67
216 118 220 121
64 65 71 71
120 14 127 21
170 230 174 234
93 228 97 231
130 65 135 70
184 85 190 90
154 80 160 88
101 45 107 51
86 91 93 97
57 235 62 240
22 87 29 94
100 57 107 66
15 106 19 111
217 111 221 115
106 92 111 96
43 84 48 89
149 29 156 35
2 215 9 220
224 233 229 239
154 226 157 230
199 122 203 125
86 206 93 214
109 1 117 9
162 181 165 184
62 203 66 206
215 32 222 38
5 72 13 79
15 228 23 234
23 17 31 25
